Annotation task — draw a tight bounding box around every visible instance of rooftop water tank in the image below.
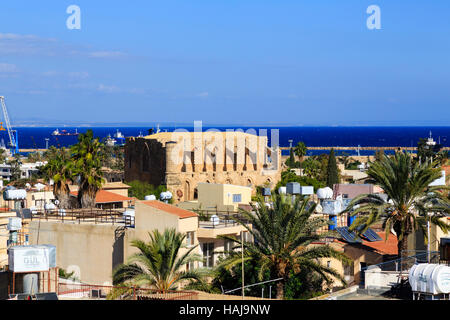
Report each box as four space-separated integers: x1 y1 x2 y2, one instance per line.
409 263 450 295
7 217 22 231
37 244 56 268
123 208 135 217
286 182 301 195
8 246 50 273
160 191 173 201
278 187 287 195
300 186 314 195
210 215 220 226
144 195 156 201
322 200 343 215
317 187 333 200
4 189 27 200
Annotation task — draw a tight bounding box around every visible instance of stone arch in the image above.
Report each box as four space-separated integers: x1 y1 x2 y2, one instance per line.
193 188 198 200
184 180 191 201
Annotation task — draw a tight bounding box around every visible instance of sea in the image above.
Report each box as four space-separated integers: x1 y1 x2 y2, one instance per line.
6 126 450 157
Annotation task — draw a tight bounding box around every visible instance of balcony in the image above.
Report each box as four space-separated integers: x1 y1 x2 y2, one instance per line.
196 210 250 238
30 208 135 228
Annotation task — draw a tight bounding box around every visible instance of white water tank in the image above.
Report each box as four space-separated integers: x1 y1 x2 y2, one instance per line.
4 189 27 200
317 187 333 200
7 217 22 231
278 187 287 195
409 263 450 294
144 195 156 201
210 215 220 226
123 208 135 217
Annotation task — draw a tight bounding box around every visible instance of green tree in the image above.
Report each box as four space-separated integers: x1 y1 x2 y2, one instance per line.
112 229 204 292
217 194 350 299
71 130 105 208
375 149 385 162
343 152 450 262
41 147 73 208
294 142 308 167
326 149 339 188
126 180 168 200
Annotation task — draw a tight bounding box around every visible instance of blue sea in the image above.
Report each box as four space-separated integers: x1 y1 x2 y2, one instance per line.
6 126 450 156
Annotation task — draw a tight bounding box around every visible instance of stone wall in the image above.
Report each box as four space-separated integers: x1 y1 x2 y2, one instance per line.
125 132 282 202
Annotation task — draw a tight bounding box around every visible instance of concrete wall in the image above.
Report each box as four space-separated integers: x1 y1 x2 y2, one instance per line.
364 267 400 289
28 221 123 286
197 183 252 211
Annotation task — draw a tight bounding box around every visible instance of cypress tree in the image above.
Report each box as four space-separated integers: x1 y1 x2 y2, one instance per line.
288 148 295 167
326 148 339 188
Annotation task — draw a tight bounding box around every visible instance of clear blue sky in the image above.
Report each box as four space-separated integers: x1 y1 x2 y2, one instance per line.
0 1 449 126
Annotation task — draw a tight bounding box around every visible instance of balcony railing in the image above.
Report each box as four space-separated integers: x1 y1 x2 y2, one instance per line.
57 283 198 300
30 208 135 228
195 210 250 229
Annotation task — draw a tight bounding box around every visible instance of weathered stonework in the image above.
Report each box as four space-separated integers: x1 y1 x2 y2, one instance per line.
125 131 281 202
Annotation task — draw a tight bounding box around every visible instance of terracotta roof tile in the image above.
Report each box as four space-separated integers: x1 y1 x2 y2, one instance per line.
70 190 131 204
361 231 398 255
140 200 198 219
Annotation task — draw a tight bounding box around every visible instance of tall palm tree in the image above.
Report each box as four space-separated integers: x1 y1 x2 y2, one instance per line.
217 194 350 299
342 152 450 262
112 229 204 292
71 130 105 208
41 147 73 208
294 141 307 163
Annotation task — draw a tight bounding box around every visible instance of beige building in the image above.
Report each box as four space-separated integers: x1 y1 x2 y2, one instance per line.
178 183 252 212
27 200 249 286
125 130 281 203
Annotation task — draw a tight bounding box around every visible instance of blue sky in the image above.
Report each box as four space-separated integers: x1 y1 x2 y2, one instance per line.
0 1 449 126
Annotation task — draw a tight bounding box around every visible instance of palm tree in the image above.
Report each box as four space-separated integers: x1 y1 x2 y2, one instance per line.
217 194 350 299
71 130 105 208
112 229 204 293
294 142 307 165
342 152 450 262
41 147 73 209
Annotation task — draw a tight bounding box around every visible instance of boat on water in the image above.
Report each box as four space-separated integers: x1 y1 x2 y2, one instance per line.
105 134 117 147
52 128 79 136
112 129 126 146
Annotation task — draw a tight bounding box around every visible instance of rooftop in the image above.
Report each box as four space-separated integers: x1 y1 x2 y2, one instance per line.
70 190 132 204
140 200 198 219
337 231 398 255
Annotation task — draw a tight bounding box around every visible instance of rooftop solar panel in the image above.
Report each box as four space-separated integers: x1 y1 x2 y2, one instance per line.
362 228 382 242
336 227 363 244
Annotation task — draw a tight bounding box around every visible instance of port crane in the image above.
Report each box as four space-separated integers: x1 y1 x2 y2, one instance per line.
0 96 19 154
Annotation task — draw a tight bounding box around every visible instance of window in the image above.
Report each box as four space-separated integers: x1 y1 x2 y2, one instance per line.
241 231 251 243
343 194 349 199
186 261 195 271
327 261 331 268
202 243 214 268
186 231 195 247
224 239 233 254
232 194 242 203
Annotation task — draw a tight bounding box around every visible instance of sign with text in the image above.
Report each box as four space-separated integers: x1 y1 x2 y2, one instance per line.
8 246 50 272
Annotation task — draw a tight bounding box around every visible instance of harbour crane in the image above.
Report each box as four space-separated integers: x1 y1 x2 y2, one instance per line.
0 96 19 154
